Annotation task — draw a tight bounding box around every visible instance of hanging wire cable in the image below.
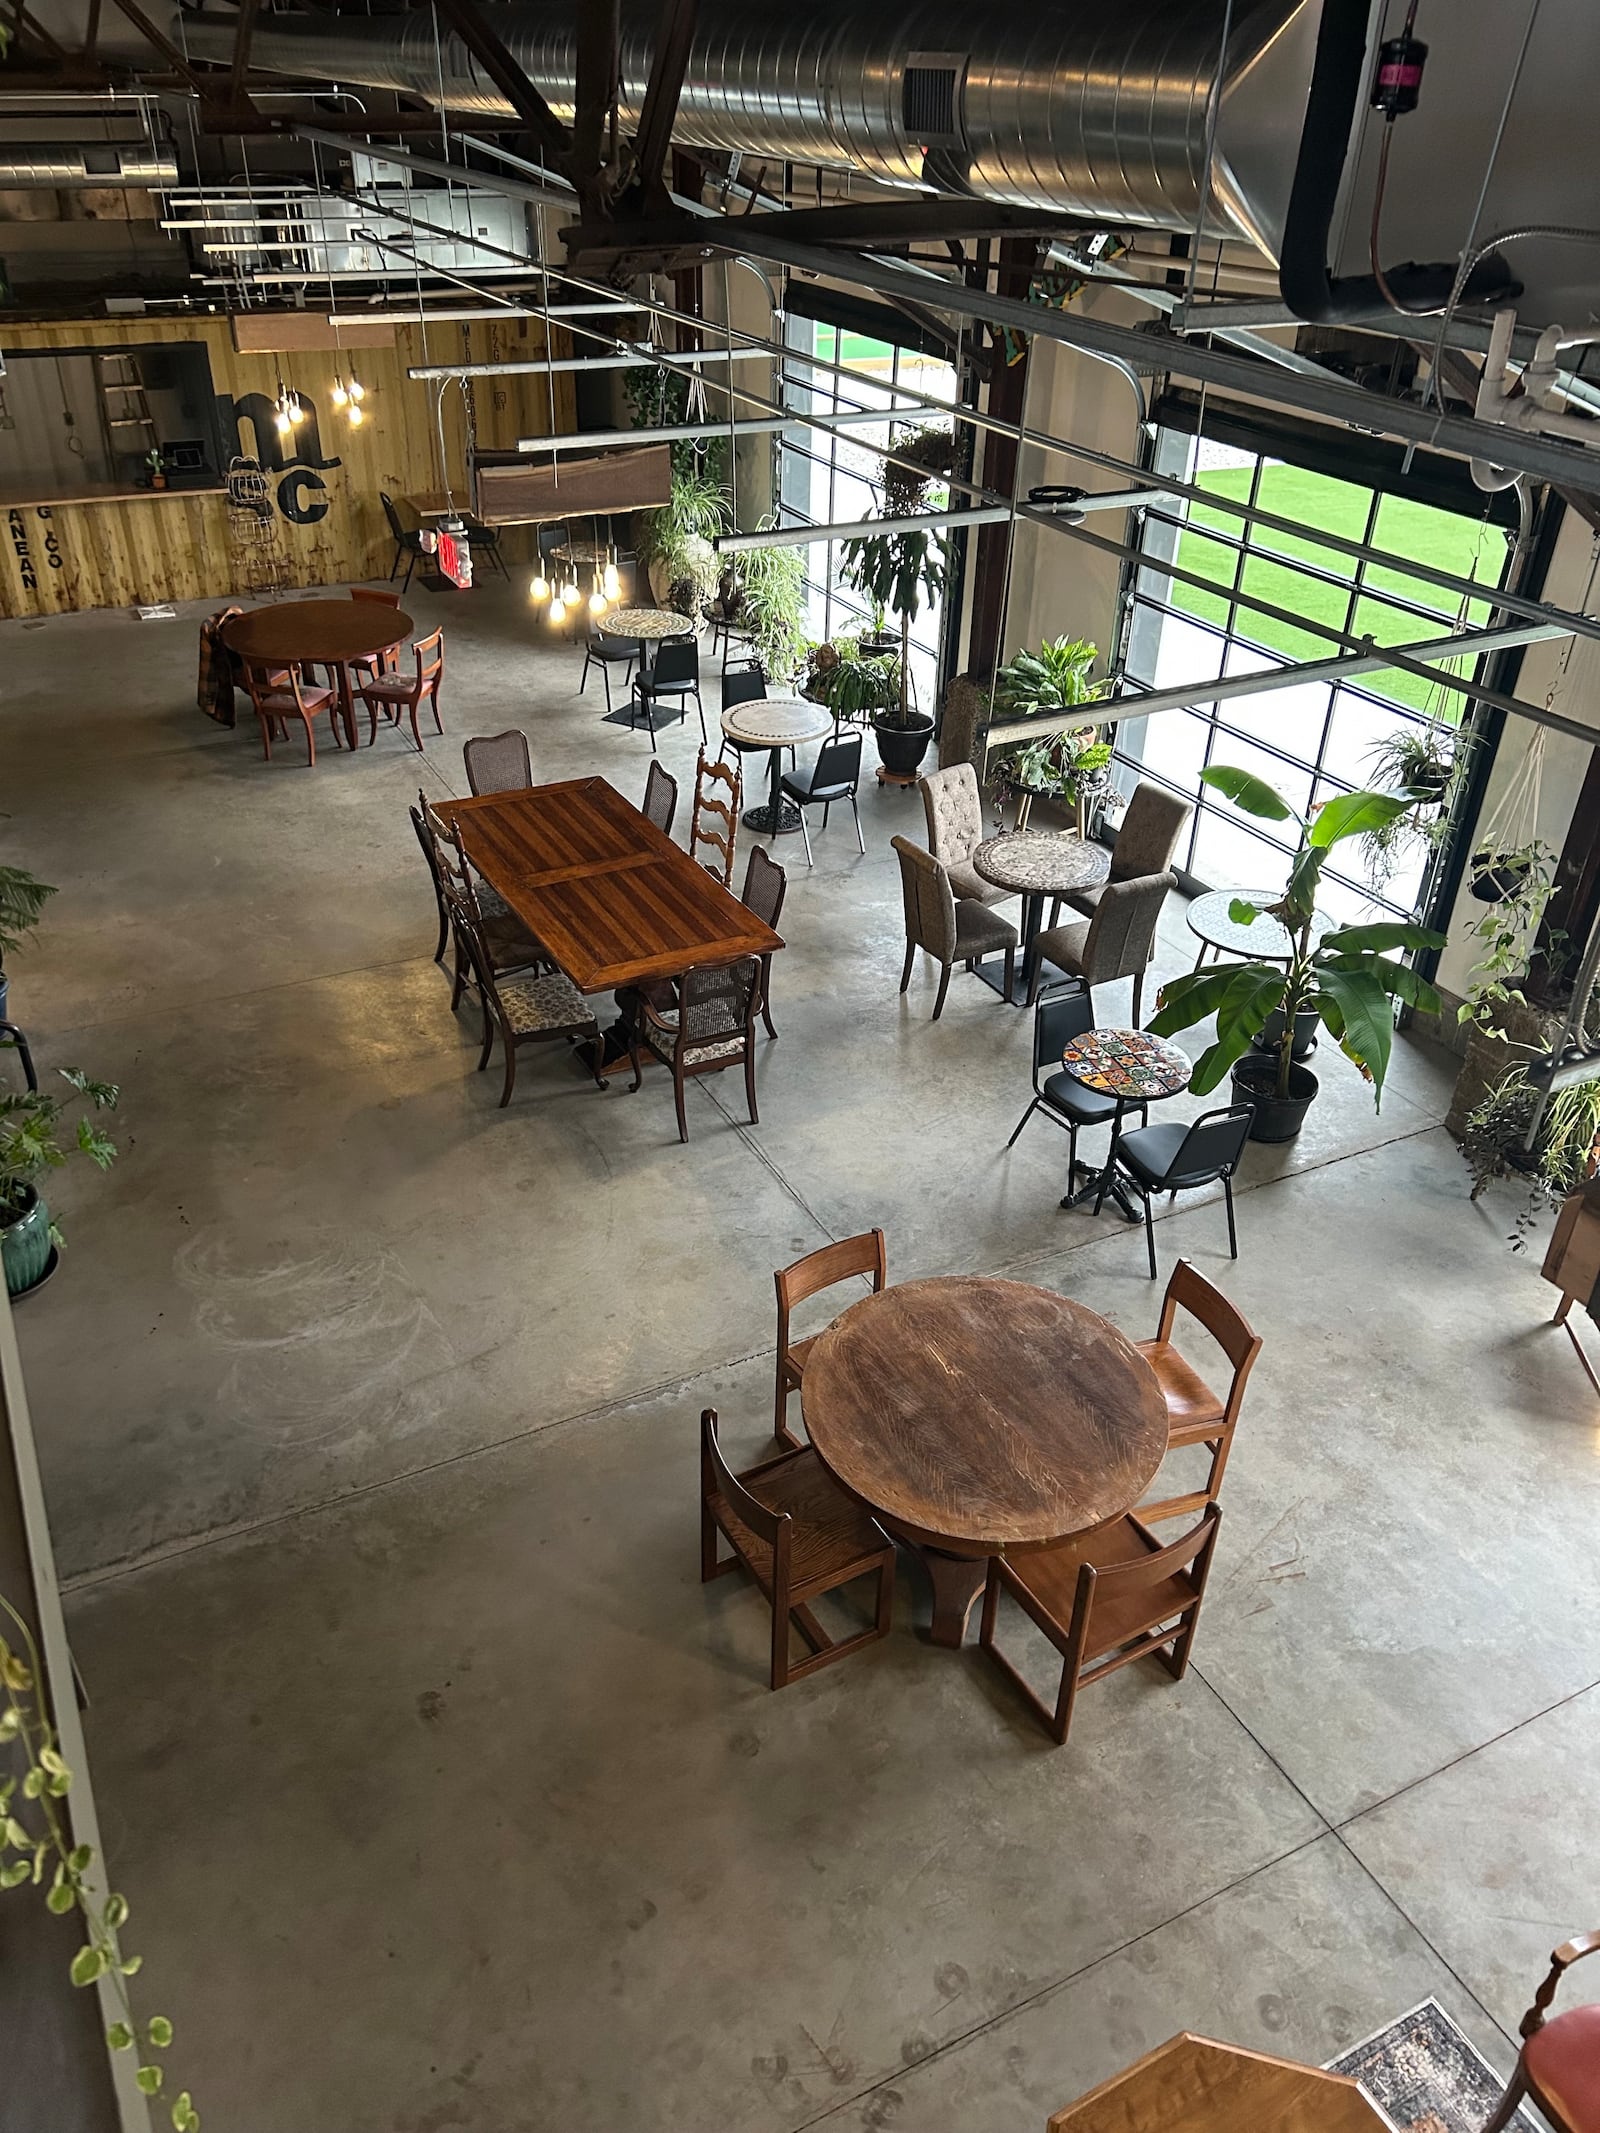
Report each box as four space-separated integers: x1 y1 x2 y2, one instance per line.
1183 0 1235 312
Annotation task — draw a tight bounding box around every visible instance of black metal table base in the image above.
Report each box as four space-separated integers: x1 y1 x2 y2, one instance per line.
1059 1158 1143 1223
743 798 804 836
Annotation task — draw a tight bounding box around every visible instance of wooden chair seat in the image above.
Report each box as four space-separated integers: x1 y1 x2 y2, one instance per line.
1134 1337 1227 1436
709 1445 891 1597
1001 1517 1202 1661
700 1409 894 1691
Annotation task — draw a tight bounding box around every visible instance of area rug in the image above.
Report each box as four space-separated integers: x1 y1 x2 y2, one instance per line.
1327 1997 1538 2133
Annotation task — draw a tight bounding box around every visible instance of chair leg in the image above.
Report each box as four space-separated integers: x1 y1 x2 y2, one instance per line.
760 954 778 1041
1006 1097 1040 1150
899 941 916 995
1050 1651 1082 1745
300 712 316 768
674 1060 689 1143
1132 970 1145 1026
694 689 706 748
932 964 952 1021
1224 1174 1238 1258
409 699 425 752
430 684 444 736
499 1034 517 1108
744 1044 759 1125
402 550 416 592
477 995 494 1072
1480 2067 1529 2133
1144 1183 1159 1280
1003 944 1016 1000
850 793 865 854
797 807 814 866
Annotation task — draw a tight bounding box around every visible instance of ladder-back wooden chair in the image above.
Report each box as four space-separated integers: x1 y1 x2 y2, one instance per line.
690 748 741 887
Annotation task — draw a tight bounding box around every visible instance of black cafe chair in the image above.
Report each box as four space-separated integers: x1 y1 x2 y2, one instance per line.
631 637 705 750
1107 1104 1255 1280
381 491 425 590
1007 985 1148 1173
780 729 865 866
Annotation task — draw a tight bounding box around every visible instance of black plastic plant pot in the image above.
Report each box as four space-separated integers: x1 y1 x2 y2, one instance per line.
872 712 934 778
859 634 900 658
1470 856 1532 904
1253 1004 1320 1061
1403 767 1450 803
1231 1051 1320 1142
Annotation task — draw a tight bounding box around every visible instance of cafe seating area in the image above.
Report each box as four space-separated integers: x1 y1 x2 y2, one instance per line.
6 573 1597 2133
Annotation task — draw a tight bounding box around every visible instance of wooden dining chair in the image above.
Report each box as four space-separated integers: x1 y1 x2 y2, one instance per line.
1482 1929 1600 2132
700 1406 895 1691
409 800 450 966
420 798 548 1010
1134 1260 1263 1523
628 959 761 1142
356 628 445 749
690 749 741 887
979 1505 1222 1745
347 585 406 686
463 729 533 796
739 845 786 1040
642 758 678 838
242 660 339 767
773 1229 887 1450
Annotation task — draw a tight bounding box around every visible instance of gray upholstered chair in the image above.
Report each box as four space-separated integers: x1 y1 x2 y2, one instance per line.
918 761 1008 907
1052 781 1191 925
1027 870 1177 1018
891 834 1019 1020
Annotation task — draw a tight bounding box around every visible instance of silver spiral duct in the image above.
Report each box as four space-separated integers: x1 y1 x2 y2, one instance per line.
180 1 1321 255
0 146 178 189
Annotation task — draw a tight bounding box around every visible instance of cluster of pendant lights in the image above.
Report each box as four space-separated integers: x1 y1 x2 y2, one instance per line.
271 370 367 434
530 550 622 630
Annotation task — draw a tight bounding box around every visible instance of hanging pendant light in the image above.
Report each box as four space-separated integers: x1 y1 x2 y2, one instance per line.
603 557 621 599
530 573 549 602
548 596 567 627
330 376 348 409
347 402 365 428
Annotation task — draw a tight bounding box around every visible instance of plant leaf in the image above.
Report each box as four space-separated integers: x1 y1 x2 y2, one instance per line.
1146 965 1247 1036
1214 965 1287 1060
70 1944 106 1987
136 2065 163 2096
147 2016 174 2049
1318 921 1447 955
1307 789 1412 849
1185 1037 1240 1097
106 2022 134 2051
46 1882 76 1914
1317 966 1396 1101
103 1892 128 1928
1200 764 1297 821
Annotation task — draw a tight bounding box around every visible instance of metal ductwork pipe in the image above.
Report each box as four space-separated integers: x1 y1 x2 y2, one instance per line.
181 1 1322 256
0 146 178 188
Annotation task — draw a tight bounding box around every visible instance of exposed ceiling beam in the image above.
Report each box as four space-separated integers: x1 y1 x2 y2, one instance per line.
104 0 234 108
572 0 621 220
228 0 261 111
425 0 571 168
631 0 699 209
568 197 1093 256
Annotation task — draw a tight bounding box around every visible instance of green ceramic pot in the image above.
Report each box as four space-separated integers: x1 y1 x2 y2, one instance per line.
1 1185 52 1296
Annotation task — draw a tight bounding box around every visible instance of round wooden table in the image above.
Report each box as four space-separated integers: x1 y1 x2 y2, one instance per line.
972 831 1113 1004
222 599 412 749
721 696 834 835
802 1274 1167 1646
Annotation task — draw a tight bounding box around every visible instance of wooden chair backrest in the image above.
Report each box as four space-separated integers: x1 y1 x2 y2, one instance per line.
740 845 786 932
890 835 957 963
352 586 402 609
414 628 444 684
1073 1507 1221 1652
463 729 533 796
701 1408 785 1555
691 748 741 886
1156 1258 1263 1395
243 660 308 713
643 758 678 836
775 1230 886 1359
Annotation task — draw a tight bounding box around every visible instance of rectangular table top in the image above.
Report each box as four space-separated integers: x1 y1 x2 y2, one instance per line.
442 777 783 995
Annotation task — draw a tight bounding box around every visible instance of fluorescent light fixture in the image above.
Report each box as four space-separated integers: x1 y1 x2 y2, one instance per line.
513 409 889 453
717 506 1014 552
408 347 772 382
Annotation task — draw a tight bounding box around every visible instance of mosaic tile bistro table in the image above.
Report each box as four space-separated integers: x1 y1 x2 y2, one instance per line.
720 696 834 836
1057 1026 1193 1221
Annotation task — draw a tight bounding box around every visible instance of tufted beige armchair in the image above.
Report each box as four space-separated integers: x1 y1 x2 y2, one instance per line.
891 835 1018 1020
918 762 1008 906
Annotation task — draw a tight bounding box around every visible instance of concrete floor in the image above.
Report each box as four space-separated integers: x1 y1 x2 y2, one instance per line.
4 579 1598 2131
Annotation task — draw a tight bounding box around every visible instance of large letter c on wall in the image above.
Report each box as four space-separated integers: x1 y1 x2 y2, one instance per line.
277 469 330 525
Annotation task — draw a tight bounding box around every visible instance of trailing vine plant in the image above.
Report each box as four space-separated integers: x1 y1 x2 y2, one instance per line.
1 1596 198 2129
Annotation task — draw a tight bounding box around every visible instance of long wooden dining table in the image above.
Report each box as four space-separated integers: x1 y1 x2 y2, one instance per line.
441 776 784 1065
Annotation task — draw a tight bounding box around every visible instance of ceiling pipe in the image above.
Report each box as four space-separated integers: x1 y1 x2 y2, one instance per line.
0 144 176 186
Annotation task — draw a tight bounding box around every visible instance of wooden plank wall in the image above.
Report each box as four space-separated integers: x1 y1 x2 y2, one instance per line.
0 313 575 618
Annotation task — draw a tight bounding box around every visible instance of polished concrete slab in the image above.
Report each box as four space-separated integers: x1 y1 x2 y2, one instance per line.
5 580 1597 2130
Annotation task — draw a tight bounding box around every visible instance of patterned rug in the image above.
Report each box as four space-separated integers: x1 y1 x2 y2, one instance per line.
1327 1998 1537 2133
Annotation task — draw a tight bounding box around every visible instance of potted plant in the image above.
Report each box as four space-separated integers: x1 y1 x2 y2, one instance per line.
804 637 900 723
1456 840 1557 1032
638 466 730 618
1469 837 1545 905
728 534 807 686
0 867 55 1028
144 446 166 491
1462 1059 1600 1246
840 424 955 778
1147 766 1445 1142
992 636 1105 724
1359 725 1464 887
993 725 1113 831
0 1069 118 1296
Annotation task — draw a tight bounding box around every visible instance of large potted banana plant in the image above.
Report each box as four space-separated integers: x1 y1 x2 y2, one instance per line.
1147 766 1446 1141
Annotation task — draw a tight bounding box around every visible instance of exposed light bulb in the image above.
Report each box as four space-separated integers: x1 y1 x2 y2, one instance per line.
588 591 607 618
330 378 348 409
274 408 292 435
348 376 365 402
548 598 567 627
602 562 620 597
530 574 549 602
562 579 579 605
347 402 365 427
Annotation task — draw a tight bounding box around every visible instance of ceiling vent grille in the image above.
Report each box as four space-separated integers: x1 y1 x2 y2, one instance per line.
902 54 967 145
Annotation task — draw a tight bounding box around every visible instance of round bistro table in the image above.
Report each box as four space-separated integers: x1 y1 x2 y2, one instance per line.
598 605 695 693
222 599 412 750
1186 888 1332 969
802 1274 1168 1647
1058 1027 1193 1220
972 831 1113 1004
721 695 834 835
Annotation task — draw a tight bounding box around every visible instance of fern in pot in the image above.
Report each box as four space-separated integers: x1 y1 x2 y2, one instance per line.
1147 766 1445 1142
638 467 730 618
1 1070 118 1296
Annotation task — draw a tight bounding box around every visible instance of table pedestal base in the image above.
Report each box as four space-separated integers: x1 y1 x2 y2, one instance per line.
743 799 803 836
878 1517 990 1646
1060 1157 1143 1223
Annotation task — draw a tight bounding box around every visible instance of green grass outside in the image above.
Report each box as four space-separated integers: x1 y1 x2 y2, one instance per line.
1170 460 1504 716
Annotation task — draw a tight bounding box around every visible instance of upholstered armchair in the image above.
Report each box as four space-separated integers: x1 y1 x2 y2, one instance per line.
891 834 1018 1020
1027 869 1177 1019
918 762 1008 906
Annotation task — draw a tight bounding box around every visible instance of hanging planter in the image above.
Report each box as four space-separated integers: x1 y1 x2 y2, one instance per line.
1469 848 1536 904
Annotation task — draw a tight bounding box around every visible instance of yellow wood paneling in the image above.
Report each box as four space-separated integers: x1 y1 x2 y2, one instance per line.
0 313 575 618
